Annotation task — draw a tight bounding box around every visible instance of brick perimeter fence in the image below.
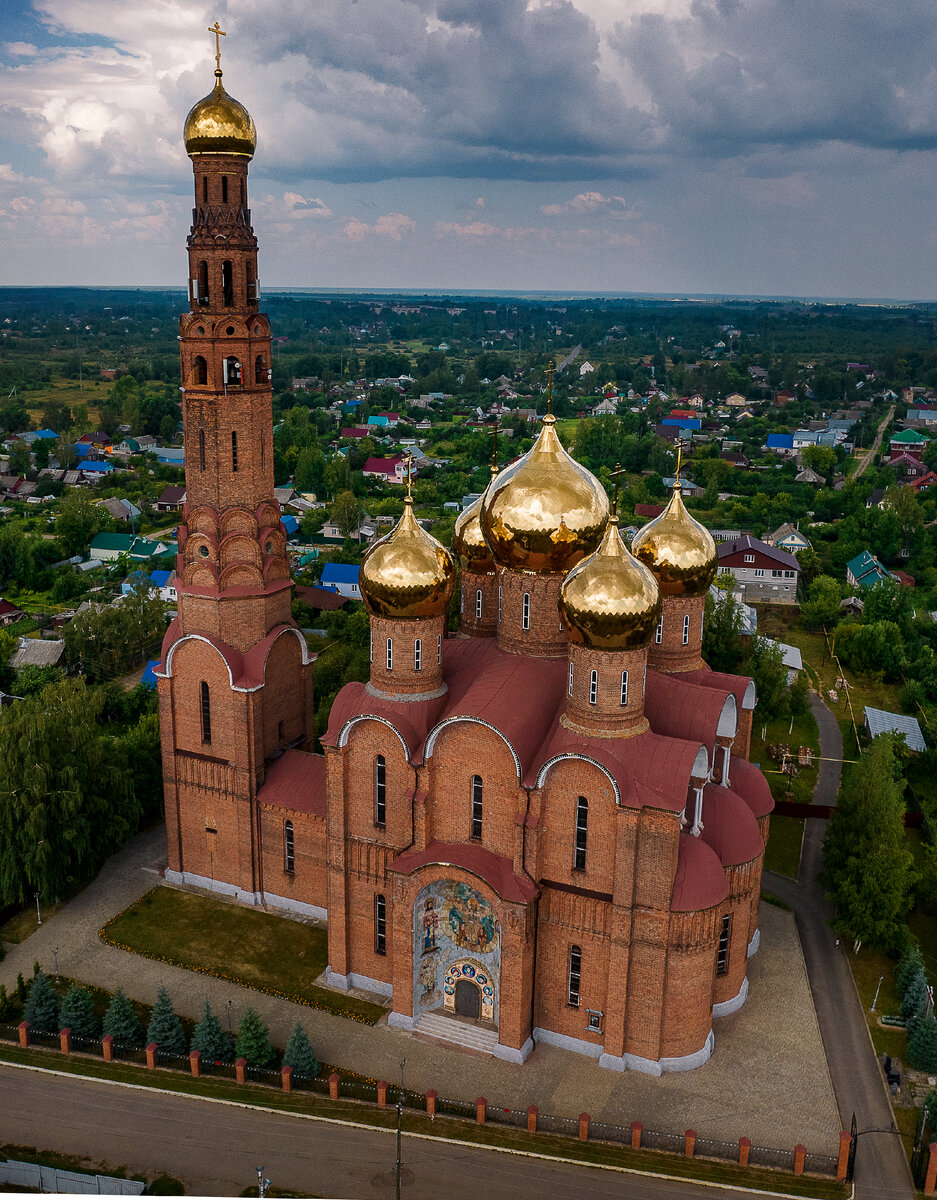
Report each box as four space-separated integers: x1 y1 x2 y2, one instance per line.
5 1021 847 1182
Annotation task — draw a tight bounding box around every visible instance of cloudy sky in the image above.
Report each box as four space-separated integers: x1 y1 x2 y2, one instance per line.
1 0 936 298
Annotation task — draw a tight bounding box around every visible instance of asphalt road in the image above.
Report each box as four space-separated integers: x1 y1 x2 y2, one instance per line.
764 695 914 1200
1 1063 791 1199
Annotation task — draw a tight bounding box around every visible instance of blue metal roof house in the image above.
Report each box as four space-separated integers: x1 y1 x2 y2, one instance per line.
766 434 795 451
281 514 300 538
661 417 701 430
319 563 361 599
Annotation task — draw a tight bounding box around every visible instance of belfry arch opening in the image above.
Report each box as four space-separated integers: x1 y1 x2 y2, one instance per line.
222 260 233 307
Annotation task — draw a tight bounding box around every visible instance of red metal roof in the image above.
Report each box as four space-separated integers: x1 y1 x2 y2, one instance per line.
258 750 326 816
700 784 764 866
645 670 733 748
677 665 754 711
671 834 728 912
294 584 348 611
729 755 775 819
388 839 539 902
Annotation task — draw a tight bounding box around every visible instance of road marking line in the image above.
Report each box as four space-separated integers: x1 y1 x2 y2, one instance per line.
0 1060 845 1199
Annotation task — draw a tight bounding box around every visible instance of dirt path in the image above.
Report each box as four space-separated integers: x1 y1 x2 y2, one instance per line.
853 404 894 479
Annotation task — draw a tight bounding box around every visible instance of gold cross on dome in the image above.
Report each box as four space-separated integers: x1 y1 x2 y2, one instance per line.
546 361 554 416
405 450 413 500
209 21 226 72
490 425 499 475
674 438 685 485
609 461 626 517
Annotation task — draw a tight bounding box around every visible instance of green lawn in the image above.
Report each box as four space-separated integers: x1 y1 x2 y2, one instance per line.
0 901 64 944
750 708 820 805
763 816 804 879
101 887 386 1025
848 944 906 1060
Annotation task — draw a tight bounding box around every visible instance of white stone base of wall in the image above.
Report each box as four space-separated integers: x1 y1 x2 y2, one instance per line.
713 976 749 1018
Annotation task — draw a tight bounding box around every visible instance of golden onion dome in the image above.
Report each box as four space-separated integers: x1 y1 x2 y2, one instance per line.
184 71 257 158
560 516 662 650
360 497 455 619
452 493 495 575
480 415 609 573
630 480 718 597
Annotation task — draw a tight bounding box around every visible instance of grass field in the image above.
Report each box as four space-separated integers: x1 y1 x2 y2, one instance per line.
763 816 804 879
0 901 64 944
101 887 386 1024
750 709 820 805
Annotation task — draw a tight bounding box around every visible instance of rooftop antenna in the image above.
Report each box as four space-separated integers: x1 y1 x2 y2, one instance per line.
209 20 226 77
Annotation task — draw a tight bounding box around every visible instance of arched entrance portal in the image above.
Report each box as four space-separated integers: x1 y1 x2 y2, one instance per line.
413 880 500 1025
455 978 481 1019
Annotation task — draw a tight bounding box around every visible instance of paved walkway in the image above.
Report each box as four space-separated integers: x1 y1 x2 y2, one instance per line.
765 694 914 1199
0 826 840 1155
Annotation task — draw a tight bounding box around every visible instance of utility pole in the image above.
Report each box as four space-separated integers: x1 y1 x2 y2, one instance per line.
396 1057 406 1200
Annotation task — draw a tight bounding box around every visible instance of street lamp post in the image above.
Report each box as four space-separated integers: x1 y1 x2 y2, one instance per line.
226 999 233 1031
871 974 884 1013
34 892 41 926
396 1057 406 1200
255 1166 269 1198
53 947 59 980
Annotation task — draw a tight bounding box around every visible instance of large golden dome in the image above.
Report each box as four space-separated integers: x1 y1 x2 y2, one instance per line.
560 516 662 649
480 415 609 573
360 498 455 619
184 71 257 158
631 481 718 597
452 493 495 575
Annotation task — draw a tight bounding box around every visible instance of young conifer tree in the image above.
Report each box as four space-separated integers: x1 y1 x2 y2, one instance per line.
235 1006 276 1069
58 984 101 1041
282 1022 320 1078
102 987 144 1048
190 1002 233 1064
23 969 59 1033
145 987 187 1058
908 1016 937 1073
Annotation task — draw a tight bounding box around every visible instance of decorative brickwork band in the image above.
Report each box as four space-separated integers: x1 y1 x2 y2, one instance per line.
102 1034 113 1062
793 1145 806 1176
925 1143 937 1197
527 1105 538 1133
475 1097 487 1125
426 1090 437 1118
329 1072 340 1100
377 1080 388 1107
738 1136 751 1167
145 1042 157 1070
17 1021 29 1048
836 1131 851 1183
631 1121 643 1150
684 1129 696 1158
578 1113 590 1142
189 1049 201 1078
280 1065 292 1093
59 1027 71 1055
235 1057 246 1084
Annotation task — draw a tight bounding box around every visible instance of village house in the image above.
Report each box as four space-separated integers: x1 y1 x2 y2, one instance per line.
716 536 799 604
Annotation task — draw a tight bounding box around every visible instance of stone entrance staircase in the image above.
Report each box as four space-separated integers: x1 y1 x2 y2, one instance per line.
413 1011 498 1055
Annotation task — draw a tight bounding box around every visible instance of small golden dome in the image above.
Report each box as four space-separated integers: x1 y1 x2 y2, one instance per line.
560 516 662 649
184 71 257 158
630 481 718 597
360 498 455 619
480 415 609 574
452 493 495 575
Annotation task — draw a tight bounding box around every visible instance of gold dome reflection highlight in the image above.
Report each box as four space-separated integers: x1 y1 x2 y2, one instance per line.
630 482 718 597
360 498 455 619
480 415 609 574
560 516 661 649
184 72 257 158
452 494 495 574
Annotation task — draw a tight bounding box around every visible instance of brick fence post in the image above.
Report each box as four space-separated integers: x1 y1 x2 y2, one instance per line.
793 1144 806 1176
102 1034 113 1062
527 1105 538 1134
738 1136 751 1167
280 1065 292 1093
17 1021 29 1048
836 1131 851 1183
631 1121 642 1150
684 1129 696 1158
426 1090 437 1118
377 1080 388 1108
475 1097 486 1125
579 1113 590 1142
329 1072 340 1100
59 1028 71 1055
189 1050 201 1078
924 1142 937 1196
145 1042 157 1070
235 1057 246 1084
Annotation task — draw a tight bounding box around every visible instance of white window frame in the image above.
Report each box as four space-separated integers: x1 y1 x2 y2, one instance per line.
682 614 690 645
589 669 598 705
620 670 628 705
522 592 530 630
475 589 482 620
744 553 755 563
414 637 422 672
386 638 393 671
568 662 574 697
655 615 663 644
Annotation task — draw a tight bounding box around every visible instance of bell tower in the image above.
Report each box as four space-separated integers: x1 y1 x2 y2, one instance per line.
158 30 314 903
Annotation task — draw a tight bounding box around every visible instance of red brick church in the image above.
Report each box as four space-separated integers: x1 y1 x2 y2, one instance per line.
158 50 773 1073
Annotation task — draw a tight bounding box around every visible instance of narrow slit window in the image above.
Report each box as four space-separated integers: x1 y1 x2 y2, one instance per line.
202 176 208 203
682 614 690 645
200 681 211 745
471 775 483 840
414 638 422 672
375 755 386 827
437 633 441 664
620 670 629 706
574 797 588 871
284 820 294 872
197 260 209 305
522 592 530 630
198 428 206 471
375 894 387 955
655 615 663 644
231 430 238 473
568 662 574 697
222 259 233 307
716 914 731 976
221 175 228 203
498 586 502 622
589 669 598 705
386 638 393 670
568 945 582 1007
475 589 482 620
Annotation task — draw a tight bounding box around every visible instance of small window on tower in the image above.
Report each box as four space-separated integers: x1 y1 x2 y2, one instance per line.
475 589 482 620
589 669 598 705
200 681 211 745
221 175 228 203
198 429 206 471
193 355 207 385
284 819 294 873
231 431 238 472
522 592 530 630
202 176 208 203
255 354 265 385
222 260 233 307
414 638 422 672
240 177 245 205
197 260 209 305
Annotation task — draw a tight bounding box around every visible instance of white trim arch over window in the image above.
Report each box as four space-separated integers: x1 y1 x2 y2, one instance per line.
414 638 422 671
522 592 530 630
386 638 393 670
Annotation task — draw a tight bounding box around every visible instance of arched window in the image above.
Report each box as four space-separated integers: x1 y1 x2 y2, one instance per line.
470 775 483 839
254 354 266 385
222 259 233 307
221 175 229 203
375 894 387 955
522 592 530 630
568 662 574 697
436 633 441 665
375 755 386 827
620 670 629 706
193 355 207 385
231 430 238 473
284 820 294 872
589 669 598 705
198 428 206 472
202 176 208 203
682 614 690 645
414 638 422 672
386 638 393 670
716 914 731 976
574 796 588 870
197 260 209 305
568 945 582 1007
200 681 211 744
225 356 241 385
655 614 663 644
475 589 482 620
